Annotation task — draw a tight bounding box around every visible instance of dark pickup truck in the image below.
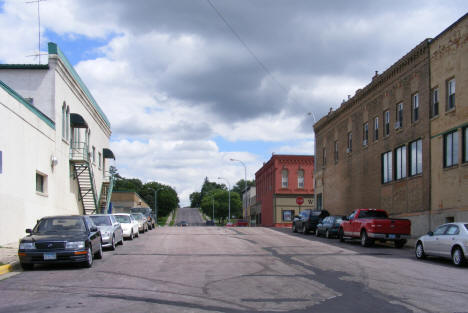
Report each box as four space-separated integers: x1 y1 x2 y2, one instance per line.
339 209 411 248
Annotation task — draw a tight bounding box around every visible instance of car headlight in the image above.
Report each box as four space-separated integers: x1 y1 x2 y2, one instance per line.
65 241 85 250
19 242 36 250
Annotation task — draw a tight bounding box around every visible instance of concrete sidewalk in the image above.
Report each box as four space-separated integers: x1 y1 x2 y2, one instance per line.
0 243 19 276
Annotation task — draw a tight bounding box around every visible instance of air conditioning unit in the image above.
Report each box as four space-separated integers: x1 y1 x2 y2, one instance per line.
394 121 401 129
362 139 367 146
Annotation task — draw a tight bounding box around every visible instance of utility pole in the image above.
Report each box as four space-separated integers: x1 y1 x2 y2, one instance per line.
212 195 215 222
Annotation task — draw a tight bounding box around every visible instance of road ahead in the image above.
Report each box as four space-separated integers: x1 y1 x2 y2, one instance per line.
175 207 205 226
1 227 467 313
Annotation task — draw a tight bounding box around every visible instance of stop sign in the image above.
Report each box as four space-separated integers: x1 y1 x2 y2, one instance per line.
296 197 304 205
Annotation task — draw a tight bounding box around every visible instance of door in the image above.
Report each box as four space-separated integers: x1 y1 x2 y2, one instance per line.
438 225 459 257
424 225 448 255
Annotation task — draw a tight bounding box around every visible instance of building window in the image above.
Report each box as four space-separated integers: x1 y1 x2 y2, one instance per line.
447 78 455 110
334 141 338 163
36 172 47 194
316 194 322 210
347 132 352 153
98 152 102 169
463 127 468 163
384 110 390 136
412 93 419 122
395 102 403 129
281 169 288 188
409 139 423 175
61 103 66 139
92 146 96 164
431 88 439 117
374 117 379 141
395 145 407 180
382 151 392 183
297 169 304 188
282 210 294 222
363 122 368 146
444 130 458 168
322 148 326 167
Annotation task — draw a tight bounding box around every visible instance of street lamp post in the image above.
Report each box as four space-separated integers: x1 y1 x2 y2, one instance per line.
217 176 231 223
212 194 215 222
230 158 247 219
154 188 162 226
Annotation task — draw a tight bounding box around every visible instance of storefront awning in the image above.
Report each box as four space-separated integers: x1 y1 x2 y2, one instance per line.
103 148 115 160
70 113 88 128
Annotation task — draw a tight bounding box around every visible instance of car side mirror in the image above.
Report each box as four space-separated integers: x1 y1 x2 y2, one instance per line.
26 228 32 234
427 231 434 236
90 226 98 232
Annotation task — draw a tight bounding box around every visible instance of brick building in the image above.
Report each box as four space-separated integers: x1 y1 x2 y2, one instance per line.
313 14 468 238
255 155 315 227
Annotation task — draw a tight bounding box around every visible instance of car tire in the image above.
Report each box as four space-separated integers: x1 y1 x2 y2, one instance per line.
110 235 116 251
129 230 134 240
302 225 307 235
136 230 139 238
338 228 345 242
83 248 93 268
452 247 466 267
394 239 406 249
360 230 373 247
415 242 426 259
95 243 103 259
326 229 330 239
20 263 34 271
120 236 124 245
292 224 297 233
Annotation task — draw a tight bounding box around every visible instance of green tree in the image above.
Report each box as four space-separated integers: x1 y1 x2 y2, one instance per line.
201 189 241 223
189 191 202 208
231 179 255 195
113 177 143 193
139 182 179 218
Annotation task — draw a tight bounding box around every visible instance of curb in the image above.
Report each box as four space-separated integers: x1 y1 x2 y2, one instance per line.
0 261 19 276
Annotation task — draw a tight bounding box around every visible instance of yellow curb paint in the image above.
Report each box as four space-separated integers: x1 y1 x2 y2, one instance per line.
0 264 14 275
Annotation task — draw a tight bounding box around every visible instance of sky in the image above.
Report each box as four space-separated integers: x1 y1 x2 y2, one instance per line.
0 0 467 206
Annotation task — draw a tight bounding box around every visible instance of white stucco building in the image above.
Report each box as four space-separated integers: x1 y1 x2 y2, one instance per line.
0 43 115 245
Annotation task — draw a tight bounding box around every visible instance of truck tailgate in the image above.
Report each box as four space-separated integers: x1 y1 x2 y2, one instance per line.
370 219 411 235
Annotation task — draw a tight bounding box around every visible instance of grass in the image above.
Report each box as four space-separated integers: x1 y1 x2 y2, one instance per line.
157 215 168 226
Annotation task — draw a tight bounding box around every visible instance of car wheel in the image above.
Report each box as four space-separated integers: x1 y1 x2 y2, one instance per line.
129 230 134 240
415 242 426 259
315 228 320 237
120 235 124 245
110 235 116 251
302 225 307 235
20 263 34 271
394 239 406 249
83 248 93 268
338 228 345 242
452 247 466 267
360 230 373 247
136 230 139 238
95 242 103 259
292 223 297 233
326 229 330 239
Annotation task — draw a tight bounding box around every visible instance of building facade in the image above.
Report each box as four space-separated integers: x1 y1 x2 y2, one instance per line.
0 43 115 245
429 14 468 227
242 186 256 225
255 155 315 227
111 191 150 213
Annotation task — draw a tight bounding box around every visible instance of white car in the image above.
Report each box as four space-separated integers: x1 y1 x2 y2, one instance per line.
415 222 468 266
113 214 139 240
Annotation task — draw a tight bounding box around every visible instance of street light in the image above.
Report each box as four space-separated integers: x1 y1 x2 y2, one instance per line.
217 176 231 223
154 188 162 226
230 158 247 219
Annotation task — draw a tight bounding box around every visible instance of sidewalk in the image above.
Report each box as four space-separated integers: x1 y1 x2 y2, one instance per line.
0 242 19 275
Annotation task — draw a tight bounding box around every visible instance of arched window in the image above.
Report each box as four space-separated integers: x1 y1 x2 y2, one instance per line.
281 169 288 188
297 169 304 188
61 103 66 139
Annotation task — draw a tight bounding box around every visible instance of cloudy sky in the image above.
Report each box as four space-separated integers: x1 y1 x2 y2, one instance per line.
0 0 466 205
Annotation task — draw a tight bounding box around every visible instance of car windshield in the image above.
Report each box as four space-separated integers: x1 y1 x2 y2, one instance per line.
34 217 86 233
90 216 112 226
334 218 343 225
131 208 150 216
115 215 131 223
358 210 388 218
132 214 144 220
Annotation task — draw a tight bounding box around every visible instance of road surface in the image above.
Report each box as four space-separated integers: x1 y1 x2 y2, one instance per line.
0 227 467 312
175 207 205 226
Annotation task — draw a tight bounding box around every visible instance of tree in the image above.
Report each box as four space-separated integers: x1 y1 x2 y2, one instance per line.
201 189 241 223
139 182 179 218
189 192 202 208
113 177 143 193
232 179 255 195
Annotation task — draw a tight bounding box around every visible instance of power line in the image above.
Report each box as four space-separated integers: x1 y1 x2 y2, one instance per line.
205 0 316 123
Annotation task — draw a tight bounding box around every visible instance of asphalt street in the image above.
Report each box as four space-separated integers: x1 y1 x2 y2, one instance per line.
0 226 467 313
175 207 205 226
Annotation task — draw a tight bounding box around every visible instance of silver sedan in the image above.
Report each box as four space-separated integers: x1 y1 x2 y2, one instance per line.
415 223 468 266
90 214 124 250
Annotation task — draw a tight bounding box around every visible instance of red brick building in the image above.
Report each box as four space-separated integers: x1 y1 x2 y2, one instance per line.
255 155 315 227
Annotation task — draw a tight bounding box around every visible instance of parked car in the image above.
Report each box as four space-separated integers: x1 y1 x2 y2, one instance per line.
225 222 234 227
235 220 249 227
205 220 215 226
292 209 330 234
130 207 156 230
18 215 103 270
131 213 148 233
177 221 188 227
114 213 140 240
316 216 343 238
90 214 124 250
415 223 468 266
338 209 411 248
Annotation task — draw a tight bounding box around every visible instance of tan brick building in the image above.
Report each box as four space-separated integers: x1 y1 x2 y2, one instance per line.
429 14 468 227
110 191 150 213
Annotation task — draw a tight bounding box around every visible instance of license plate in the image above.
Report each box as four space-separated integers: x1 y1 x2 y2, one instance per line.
388 234 396 239
43 253 56 260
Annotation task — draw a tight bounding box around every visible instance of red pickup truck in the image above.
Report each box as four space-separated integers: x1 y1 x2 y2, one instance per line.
338 209 411 248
